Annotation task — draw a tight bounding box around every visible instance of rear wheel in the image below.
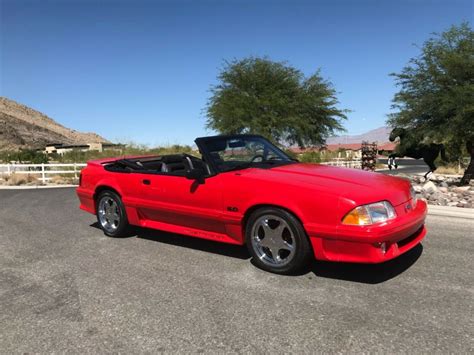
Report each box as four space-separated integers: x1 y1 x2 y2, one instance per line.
245 207 312 274
96 190 132 237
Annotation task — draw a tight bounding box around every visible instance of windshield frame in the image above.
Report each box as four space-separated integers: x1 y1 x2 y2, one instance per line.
195 134 295 174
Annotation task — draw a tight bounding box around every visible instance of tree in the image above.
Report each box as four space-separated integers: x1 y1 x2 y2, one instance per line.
388 23 474 184
206 57 347 147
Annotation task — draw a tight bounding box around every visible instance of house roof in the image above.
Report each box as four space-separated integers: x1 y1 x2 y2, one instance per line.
323 143 363 151
377 142 397 151
288 142 397 153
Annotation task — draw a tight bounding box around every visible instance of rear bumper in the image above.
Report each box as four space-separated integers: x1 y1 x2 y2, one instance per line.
306 199 427 263
76 187 95 214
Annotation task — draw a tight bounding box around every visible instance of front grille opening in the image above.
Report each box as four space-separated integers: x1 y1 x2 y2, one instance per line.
397 226 423 248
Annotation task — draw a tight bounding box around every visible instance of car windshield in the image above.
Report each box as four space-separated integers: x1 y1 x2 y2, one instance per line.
200 136 295 172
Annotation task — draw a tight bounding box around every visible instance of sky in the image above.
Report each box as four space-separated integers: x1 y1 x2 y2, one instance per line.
1 0 472 146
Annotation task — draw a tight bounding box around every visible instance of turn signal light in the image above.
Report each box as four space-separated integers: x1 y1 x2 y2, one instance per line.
342 201 396 226
341 206 372 225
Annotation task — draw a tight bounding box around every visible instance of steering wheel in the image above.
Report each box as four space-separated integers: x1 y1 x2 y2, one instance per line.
250 154 265 163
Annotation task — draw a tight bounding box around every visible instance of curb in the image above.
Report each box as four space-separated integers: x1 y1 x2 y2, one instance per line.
0 184 78 190
427 205 474 219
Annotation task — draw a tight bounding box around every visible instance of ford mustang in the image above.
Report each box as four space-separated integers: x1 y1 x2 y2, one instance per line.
77 134 427 274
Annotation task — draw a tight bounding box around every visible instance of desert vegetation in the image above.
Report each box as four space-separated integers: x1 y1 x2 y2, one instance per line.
0 173 38 186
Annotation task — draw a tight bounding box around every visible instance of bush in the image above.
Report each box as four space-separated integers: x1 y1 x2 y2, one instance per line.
50 175 75 185
4 173 38 186
55 143 197 163
0 150 48 163
299 151 322 163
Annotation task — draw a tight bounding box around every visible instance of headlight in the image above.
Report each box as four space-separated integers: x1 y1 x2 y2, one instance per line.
342 201 397 225
410 185 418 207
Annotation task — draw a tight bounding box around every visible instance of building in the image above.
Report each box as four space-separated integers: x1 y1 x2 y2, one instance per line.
288 142 397 159
43 142 124 155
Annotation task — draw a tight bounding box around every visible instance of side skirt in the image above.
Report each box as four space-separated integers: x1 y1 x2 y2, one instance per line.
137 218 242 245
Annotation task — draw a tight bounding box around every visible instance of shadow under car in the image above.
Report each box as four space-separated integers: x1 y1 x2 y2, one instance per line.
89 222 423 283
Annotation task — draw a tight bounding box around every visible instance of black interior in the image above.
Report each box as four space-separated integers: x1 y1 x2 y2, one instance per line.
104 154 210 176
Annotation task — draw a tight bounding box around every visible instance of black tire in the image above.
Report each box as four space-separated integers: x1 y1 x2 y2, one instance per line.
96 190 133 237
245 207 312 274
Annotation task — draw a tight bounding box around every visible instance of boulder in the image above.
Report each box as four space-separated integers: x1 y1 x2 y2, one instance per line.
439 199 448 206
454 186 471 193
413 185 423 193
422 181 438 193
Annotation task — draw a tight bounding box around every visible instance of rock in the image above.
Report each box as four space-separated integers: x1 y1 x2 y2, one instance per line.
422 181 438 193
413 185 423 193
440 182 448 188
435 193 445 200
447 201 459 207
439 199 448 206
454 186 471 193
438 187 448 193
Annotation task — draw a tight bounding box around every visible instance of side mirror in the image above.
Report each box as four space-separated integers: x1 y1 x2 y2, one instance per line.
185 168 205 184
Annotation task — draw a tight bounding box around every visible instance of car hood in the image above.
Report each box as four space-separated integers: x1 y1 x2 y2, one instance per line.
245 163 412 207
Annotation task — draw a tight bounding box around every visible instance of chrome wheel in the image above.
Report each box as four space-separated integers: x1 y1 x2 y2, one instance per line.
98 196 120 233
250 215 296 267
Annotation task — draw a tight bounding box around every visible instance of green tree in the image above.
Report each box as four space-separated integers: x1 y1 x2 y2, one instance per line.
206 57 347 147
388 23 474 184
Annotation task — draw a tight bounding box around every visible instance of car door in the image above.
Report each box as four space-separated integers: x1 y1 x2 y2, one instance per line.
134 171 226 235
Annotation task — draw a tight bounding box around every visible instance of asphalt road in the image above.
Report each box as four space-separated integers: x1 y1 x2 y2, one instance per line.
377 158 430 176
0 188 473 353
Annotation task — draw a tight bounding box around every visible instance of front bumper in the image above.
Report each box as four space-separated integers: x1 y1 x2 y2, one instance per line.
306 199 427 263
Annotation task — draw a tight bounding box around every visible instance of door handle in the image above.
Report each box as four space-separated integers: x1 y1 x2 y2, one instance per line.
142 179 151 185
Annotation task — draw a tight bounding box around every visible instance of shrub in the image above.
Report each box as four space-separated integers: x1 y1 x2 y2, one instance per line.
299 151 322 163
50 175 76 185
6 173 38 186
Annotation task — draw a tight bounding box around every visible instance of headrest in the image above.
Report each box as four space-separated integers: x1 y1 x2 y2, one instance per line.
162 154 185 164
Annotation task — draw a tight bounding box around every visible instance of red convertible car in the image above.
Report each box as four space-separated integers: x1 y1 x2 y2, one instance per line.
77 134 427 274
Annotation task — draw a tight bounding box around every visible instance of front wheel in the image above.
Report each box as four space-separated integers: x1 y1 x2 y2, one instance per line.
245 207 312 274
96 190 132 237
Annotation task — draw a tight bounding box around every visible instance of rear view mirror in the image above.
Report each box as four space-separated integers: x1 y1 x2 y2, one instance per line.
185 168 205 184
228 139 246 148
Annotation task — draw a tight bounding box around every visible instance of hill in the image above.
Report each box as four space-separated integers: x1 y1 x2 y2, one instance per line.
0 97 109 150
327 126 391 144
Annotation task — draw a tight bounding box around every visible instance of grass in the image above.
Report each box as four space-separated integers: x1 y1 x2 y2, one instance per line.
0 173 39 186
435 165 465 175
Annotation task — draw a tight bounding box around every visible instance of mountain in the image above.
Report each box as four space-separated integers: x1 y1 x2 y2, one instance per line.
0 97 109 150
326 126 391 144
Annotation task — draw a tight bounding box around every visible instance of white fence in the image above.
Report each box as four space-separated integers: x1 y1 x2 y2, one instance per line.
0 163 87 183
320 159 362 169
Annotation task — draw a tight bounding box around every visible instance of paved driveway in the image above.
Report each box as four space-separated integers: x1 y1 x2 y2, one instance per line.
0 188 473 353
